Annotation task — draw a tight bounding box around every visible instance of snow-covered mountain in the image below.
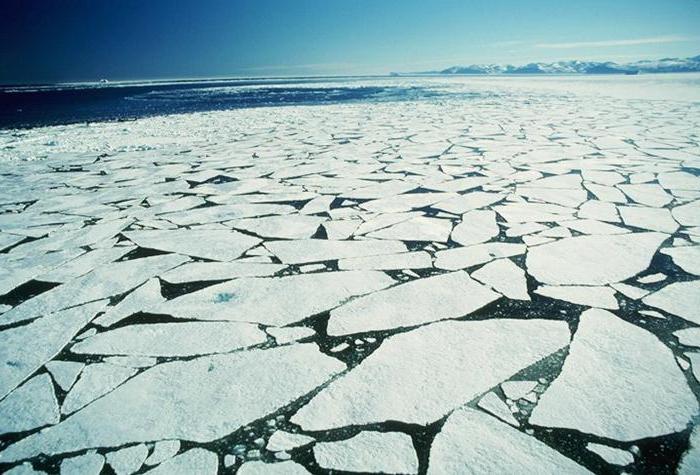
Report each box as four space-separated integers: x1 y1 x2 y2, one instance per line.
404 55 700 75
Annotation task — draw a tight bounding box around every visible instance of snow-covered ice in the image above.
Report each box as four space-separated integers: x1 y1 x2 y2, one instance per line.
530 309 698 441
1 74 699 473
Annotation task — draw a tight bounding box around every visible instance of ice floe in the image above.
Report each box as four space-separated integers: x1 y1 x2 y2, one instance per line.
61 363 137 415
60 451 104 475
534 285 618 309
313 431 418 474
144 440 180 466
428 407 589 474
526 232 666 285
0 375 59 436
152 271 394 326
142 448 217 475
266 431 315 452
530 308 698 441
643 280 700 325
264 239 406 264
327 271 499 335
366 216 452 242
123 229 261 261
451 210 499 246
73 321 266 357
434 243 526 270
586 442 634 466
661 246 700 275
292 319 569 430
1 255 187 325
106 444 148 475
0 344 344 462
471 258 530 300
0 301 108 399
337 251 431 270
477 392 519 427
237 460 310 475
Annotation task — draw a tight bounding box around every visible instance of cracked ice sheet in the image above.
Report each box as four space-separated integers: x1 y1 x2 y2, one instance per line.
530 309 698 441
0 300 108 400
151 270 394 326
263 239 407 264
0 248 85 296
1 254 188 325
642 280 700 325
0 344 344 463
434 242 526 270
0 374 59 436
71 321 267 357
227 215 326 239
660 246 700 276
61 363 137 415
428 408 589 474
314 431 418 474
365 216 452 242
123 229 261 261
526 232 667 285
327 271 500 335
534 285 619 309
337 251 432 270
292 318 569 430
159 261 284 284
1 76 700 472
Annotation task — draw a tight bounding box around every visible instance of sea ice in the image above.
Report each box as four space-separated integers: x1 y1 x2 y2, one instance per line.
0 301 107 399
534 285 618 309
326 271 499 335
0 375 59 436
105 444 148 475
643 280 700 325
266 431 315 452
526 232 666 285
337 251 432 270
264 239 406 264
366 216 452 242
428 407 589 474
292 319 569 430
471 258 530 300
1 254 187 325
152 271 394 326
313 431 418 474
477 392 519 427
142 448 217 475
450 210 499 246
0 344 344 462
660 246 700 275
72 321 267 356
61 363 137 414
586 443 634 466
530 309 698 441
60 452 104 475
434 243 526 270
237 460 310 475
123 229 261 261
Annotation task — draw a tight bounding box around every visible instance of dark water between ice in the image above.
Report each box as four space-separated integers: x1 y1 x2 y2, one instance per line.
0 77 447 129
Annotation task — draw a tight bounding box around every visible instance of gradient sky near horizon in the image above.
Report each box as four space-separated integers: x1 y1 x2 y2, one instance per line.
2 0 700 84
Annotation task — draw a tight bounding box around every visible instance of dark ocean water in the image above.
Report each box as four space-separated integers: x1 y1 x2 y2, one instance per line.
0 77 444 129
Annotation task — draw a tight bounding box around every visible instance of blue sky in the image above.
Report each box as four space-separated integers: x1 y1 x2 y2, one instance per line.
1 0 699 83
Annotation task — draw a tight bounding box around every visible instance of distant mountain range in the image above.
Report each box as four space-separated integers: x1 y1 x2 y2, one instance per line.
395 55 700 76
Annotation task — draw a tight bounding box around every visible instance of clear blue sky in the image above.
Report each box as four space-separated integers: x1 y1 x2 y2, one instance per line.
2 0 699 83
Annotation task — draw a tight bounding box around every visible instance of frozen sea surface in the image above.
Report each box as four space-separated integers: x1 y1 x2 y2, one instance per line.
0 75 699 474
